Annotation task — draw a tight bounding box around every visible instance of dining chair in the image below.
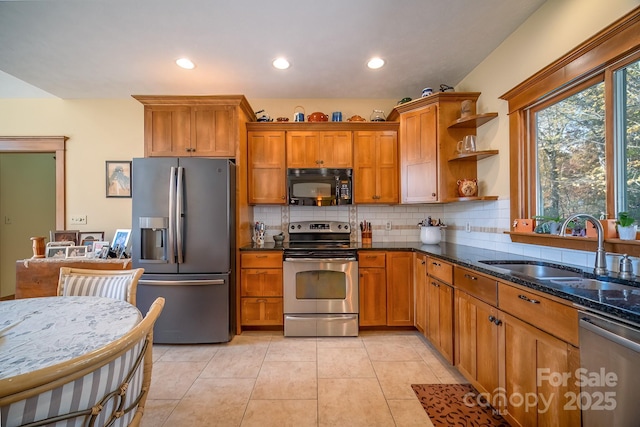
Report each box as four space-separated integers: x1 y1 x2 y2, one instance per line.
57 267 145 305
0 297 165 427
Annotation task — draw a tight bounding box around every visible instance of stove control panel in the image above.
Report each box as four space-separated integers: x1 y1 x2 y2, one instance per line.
289 221 350 233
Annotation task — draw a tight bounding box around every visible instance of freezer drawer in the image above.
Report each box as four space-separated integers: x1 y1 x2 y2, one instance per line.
137 273 233 344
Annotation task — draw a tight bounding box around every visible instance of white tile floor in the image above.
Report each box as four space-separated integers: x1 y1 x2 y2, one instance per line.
141 330 467 427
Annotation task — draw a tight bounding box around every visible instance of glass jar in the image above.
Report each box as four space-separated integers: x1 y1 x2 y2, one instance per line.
370 109 386 122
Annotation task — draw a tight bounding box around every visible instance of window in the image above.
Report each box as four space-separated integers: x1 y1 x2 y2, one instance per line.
533 79 606 220
501 8 640 251
615 58 640 220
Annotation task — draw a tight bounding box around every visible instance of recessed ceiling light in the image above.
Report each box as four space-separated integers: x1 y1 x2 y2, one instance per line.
176 58 196 70
273 57 290 70
367 57 385 69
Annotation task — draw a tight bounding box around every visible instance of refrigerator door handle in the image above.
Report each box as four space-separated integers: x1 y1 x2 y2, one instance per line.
168 166 177 264
139 279 226 286
176 166 185 264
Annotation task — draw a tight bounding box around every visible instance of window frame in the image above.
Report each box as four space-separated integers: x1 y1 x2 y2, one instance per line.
500 7 640 253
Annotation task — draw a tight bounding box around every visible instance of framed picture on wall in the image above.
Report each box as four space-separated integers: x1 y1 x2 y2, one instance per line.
106 161 132 198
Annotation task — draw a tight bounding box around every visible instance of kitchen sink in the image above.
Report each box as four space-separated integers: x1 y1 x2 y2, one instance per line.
479 261 583 279
548 278 640 292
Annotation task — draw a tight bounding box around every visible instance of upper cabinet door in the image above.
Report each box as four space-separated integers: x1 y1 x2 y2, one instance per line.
318 131 353 168
353 130 398 204
248 131 287 204
286 131 353 168
401 105 438 203
192 106 235 157
144 106 191 157
286 131 319 168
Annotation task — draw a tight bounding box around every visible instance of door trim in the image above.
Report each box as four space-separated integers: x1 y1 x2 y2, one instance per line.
0 136 67 228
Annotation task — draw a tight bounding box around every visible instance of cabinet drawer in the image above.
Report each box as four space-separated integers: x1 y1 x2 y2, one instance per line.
498 282 578 346
454 267 498 306
358 251 386 268
241 297 283 325
240 269 283 297
241 252 282 268
427 258 453 284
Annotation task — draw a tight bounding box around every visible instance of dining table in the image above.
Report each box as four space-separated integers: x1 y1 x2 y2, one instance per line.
0 296 142 380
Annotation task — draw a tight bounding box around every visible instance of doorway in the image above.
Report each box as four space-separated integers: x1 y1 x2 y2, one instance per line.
0 137 66 298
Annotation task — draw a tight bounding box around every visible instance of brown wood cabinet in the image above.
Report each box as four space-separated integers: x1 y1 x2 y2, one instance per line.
286 131 352 168
247 130 287 204
133 95 254 158
388 93 498 203
240 251 283 326
399 104 438 202
15 258 132 299
386 251 414 326
358 251 387 326
414 253 428 334
353 130 398 204
455 290 500 397
499 310 580 427
426 276 454 363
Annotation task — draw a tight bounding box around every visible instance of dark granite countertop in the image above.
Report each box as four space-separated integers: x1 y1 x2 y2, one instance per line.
241 241 640 325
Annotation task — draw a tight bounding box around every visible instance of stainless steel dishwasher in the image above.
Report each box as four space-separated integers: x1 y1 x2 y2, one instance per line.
579 310 640 427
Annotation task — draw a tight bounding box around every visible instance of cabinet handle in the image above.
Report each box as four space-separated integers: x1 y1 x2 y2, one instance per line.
421 260 426 265
281 195 286 199
464 273 477 281
518 294 540 304
431 281 440 287
256 255 268 258
432 193 436 197
256 298 267 303
488 315 502 326
432 261 441 267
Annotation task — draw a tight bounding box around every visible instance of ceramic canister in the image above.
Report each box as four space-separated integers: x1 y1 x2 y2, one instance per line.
420 226 441 245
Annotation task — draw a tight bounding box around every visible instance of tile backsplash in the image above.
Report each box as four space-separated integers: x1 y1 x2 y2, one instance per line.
252 199 618 270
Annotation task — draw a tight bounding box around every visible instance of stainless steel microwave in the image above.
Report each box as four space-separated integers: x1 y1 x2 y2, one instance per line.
287 168 352 206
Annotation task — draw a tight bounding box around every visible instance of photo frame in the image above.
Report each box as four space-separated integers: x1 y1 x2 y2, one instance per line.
111 229 131 258
46 246 68 258
79 231 105 251
65 245 87 258
106 161 132 198
50 230 80 245
91 241 110 258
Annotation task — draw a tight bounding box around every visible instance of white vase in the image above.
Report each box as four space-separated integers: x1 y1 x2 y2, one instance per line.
617 224 637 240
420 226 441 245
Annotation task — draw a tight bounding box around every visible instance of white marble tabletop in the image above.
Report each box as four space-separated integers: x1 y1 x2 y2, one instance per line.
0 296 142 380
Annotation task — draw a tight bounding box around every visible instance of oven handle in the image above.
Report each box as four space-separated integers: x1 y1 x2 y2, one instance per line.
284 257 357 262
580 316 640 353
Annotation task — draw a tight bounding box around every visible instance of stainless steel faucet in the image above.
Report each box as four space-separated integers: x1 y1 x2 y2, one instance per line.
560 213 608 275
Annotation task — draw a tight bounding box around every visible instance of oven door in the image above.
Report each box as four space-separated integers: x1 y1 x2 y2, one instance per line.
283 258 358 314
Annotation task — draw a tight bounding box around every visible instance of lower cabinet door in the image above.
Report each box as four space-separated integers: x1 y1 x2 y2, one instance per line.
241 297 283 325
455 290 499 396
359 267 387 326
499 311 581 427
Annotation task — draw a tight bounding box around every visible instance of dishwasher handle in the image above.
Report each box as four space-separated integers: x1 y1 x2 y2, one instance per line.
580 316 640 353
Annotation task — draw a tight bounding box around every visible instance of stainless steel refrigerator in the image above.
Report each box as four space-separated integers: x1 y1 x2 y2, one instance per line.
132 158 235 344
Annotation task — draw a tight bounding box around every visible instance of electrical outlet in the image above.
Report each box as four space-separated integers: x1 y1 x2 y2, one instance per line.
4 216 11 224
385 221 392 231
70 215 87 225
466 222 471 233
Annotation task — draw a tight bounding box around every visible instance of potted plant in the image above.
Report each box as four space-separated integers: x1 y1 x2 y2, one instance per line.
533 215 563 235
616 211 637 240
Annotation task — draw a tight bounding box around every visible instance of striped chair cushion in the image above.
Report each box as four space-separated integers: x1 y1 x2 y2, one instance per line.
1 339 145 427
60 275 130 302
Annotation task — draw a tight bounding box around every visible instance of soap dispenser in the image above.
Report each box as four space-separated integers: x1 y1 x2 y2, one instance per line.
619 254 633 279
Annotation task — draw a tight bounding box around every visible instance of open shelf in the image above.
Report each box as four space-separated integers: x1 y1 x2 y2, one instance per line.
448 112 498 129
448 149 499 162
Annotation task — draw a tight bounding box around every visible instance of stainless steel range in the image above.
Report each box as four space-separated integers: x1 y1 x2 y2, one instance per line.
283 221 358 337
